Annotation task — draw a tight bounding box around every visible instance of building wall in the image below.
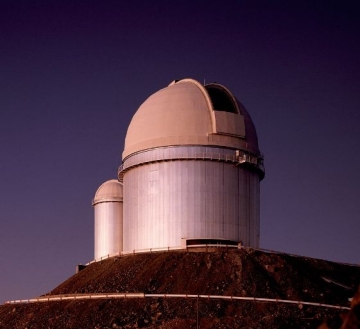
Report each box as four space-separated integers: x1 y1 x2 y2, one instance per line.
122 146 260 251
94 202 123 259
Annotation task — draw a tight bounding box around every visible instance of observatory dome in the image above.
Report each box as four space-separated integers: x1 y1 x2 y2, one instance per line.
93 179 123 260
123 79 260 159
119 78 264 251
92 179 123 206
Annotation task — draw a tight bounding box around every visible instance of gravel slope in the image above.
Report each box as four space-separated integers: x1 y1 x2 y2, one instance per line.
1 248 359 328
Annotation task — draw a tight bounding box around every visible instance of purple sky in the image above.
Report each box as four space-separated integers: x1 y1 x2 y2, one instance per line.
1 1 359 303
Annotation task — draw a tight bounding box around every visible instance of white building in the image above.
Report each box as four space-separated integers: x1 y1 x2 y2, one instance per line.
94 78 264 259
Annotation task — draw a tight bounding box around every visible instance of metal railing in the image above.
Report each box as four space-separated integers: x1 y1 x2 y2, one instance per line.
118 146 265 181
86 245 360 267
5 293 350 310
87 244 239 265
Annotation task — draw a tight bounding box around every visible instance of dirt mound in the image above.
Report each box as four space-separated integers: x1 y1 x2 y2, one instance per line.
1 249 359 328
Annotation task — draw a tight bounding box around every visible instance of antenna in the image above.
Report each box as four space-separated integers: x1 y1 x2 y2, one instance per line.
203 78 206 86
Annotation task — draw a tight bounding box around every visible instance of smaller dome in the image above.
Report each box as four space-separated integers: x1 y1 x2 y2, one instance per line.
92 179 123 205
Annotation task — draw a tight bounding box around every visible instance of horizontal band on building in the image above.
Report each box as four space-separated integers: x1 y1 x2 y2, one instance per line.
119 145 264 181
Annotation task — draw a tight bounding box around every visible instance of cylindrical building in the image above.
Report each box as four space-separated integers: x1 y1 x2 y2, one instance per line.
92 179 123 260
119 79 264 251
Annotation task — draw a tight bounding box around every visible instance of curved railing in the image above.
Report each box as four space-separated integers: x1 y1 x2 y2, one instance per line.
87 245 360 268
5 293 350 310
118 145 265 181
87 244 238 265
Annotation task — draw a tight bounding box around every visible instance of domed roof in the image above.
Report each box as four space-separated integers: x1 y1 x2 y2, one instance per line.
92 179 123 206
123 79 260 159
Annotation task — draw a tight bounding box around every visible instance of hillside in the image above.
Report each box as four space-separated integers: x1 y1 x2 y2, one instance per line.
1 248 359 328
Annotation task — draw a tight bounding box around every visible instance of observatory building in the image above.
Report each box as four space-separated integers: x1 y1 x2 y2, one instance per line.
92 180 123 260
93 78 264 260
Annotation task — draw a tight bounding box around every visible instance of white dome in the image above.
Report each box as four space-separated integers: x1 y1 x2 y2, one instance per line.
123 79 260 159
92 179 123 205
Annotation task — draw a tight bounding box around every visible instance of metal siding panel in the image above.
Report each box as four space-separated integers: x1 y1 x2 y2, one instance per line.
122 145 261 251
94 202 123 260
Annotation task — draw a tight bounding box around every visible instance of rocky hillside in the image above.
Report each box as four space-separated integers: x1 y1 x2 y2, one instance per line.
0 248 359 328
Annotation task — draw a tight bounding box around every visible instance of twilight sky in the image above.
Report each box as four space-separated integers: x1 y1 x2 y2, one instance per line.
1 0 359 303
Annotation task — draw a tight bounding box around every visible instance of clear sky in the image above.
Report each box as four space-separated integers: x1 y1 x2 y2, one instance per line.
1 0 359 303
